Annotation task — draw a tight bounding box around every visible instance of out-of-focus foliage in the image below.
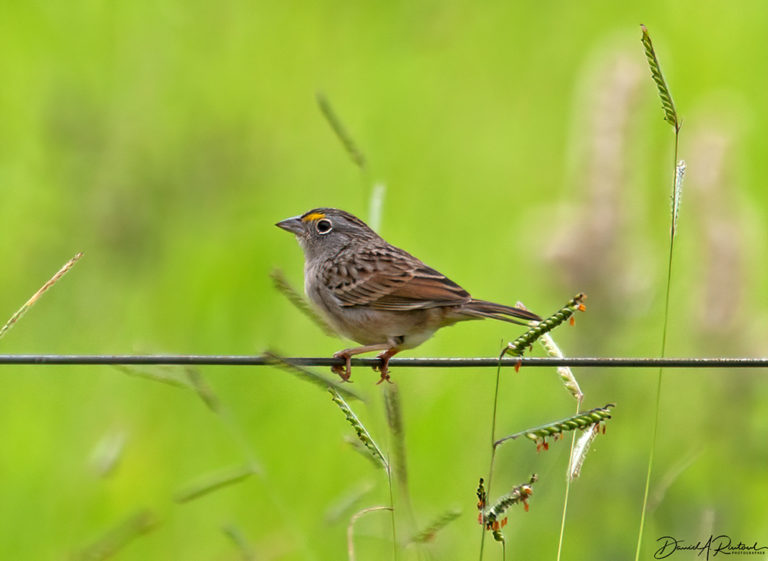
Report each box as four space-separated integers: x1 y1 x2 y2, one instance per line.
1 2 767 559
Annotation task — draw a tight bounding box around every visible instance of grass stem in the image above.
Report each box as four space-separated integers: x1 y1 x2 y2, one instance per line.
478 348 504 560
556 400 582 561
635 24 682 557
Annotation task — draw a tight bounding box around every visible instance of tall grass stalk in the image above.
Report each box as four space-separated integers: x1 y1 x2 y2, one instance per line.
383 384 409 496
317 91 397 558
383 382 416 555
328 387 398 558
635 24 683 560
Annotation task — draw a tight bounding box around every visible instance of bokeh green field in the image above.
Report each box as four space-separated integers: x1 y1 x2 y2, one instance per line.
2 2 768 559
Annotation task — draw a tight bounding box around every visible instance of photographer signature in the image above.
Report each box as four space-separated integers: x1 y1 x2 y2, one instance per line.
655 535 767 559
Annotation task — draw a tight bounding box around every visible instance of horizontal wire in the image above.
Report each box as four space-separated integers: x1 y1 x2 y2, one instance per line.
0 355 768 368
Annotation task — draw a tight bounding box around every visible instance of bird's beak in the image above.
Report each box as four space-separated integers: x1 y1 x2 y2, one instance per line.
275 216 304 236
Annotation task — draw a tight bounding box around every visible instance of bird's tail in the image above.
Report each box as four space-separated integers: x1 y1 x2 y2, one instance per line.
463 299 541 325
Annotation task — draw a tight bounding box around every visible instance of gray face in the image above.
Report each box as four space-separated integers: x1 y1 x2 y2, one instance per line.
275 208 378 262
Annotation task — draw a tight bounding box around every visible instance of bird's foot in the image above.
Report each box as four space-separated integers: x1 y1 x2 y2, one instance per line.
375 367 391 385
331 351 352 382
373 349 398 384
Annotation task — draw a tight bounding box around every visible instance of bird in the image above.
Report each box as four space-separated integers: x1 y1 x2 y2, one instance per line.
276 208 540 383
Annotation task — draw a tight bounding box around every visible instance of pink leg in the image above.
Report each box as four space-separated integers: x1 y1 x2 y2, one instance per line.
332 344 390 382
374 348 400 384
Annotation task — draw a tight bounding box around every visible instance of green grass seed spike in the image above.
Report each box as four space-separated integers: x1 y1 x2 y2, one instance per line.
641 25 679 131
504 293 586 358
494 404 615 448
481 474 538 542
329 388 388 470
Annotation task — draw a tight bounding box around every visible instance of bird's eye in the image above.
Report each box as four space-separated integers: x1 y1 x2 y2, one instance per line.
316 219 333 234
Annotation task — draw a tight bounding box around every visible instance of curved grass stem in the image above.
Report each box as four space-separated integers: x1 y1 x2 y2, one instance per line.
478 349 504 560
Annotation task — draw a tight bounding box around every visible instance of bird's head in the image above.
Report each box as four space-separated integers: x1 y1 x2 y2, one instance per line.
276 208 379 261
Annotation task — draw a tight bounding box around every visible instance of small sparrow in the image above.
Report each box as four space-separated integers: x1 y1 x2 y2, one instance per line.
277 208 539 382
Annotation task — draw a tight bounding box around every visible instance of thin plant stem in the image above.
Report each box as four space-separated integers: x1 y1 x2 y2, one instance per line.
387 464 398 561
635 109 680 561
555 399 582 561
478 347 505 560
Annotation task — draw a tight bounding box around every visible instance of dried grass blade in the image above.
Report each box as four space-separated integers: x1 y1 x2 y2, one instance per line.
539 332 583 401
0 252 83 341
568 423 599 480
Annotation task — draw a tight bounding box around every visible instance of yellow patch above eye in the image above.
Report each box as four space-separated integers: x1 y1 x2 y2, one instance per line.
302 212 326 222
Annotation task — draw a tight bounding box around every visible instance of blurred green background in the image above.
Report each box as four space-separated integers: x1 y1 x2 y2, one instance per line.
1 1 767 559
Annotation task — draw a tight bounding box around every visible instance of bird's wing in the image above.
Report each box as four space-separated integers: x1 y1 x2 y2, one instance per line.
325 246 471 310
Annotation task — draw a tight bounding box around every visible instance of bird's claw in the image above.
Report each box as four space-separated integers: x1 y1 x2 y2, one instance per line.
331 352 352 382
373 353 393 384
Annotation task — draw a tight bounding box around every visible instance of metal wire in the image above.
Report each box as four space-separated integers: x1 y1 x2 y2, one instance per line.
1 354 767 368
